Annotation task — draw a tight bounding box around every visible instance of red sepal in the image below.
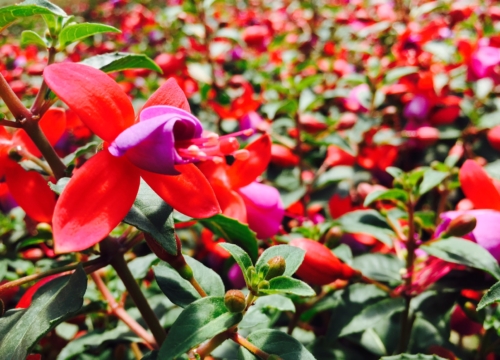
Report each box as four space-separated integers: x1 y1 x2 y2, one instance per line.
142 78 190 112
43 63 135 142
5 161 56 223
459 160 500 210
212 183 247 223
14 108 66 157
141 163 221 219
227 134 271 189
53 150 140 253
16 274 61 308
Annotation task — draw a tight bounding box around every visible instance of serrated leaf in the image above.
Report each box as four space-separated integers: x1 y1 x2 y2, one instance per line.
123 180 175 255
219 243 253 285
421 237 500 280
255 245 305 277
0 266 87 359
478 280 500 310
338 210 395 246
419 169 448 195
158 297 242 359
81 52 162 73
59 23 120 47
364 189 408 207
381 355 446 360
384 67 419 84
0 0 66 31
238 329 316 360
339 297 405 336
200 214 258 261
154 256 224 308
20 30 46 48
259 276 315 297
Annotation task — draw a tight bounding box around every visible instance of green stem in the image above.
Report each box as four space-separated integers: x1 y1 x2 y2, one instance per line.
111 253 167 346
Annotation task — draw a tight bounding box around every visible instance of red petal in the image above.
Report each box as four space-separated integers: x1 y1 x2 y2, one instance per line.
459 160 500 210
5 161 56 222
141 163 221 218
16 274 61 308
142 78 190 112
13 108 66 157
227 134 271 189
43 63 134 142
212 184 247 223
53 151 140 253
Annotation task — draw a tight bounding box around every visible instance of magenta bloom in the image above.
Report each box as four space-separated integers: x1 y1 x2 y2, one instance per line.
237 182 284 239
403 95 430 121
239 111 264 138
108 105 203 175
470 46 500 79
438 210 500 260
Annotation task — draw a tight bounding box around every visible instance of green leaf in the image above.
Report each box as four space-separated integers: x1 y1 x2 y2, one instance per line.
381 355 447 360
339 297 405 336
128 253 158 280
218 243 253 284
421 237 500 280
386 167 403 179
255 245 305 277
201 214 258 261
337 210 395 246
364 189 408 207
62 141 99 166
124 180 175 255
59 23 120 47
478 280 500 310
352 253 403 284
0 266 87 359
158 297 242 359
384 67 419 84
154 256 224 308
20 30 46 48
299 88 316 112
81 52 162 73
258 276 315 297
240 295 295 329
0 0 66 31
316 166 354 187
48 177 70 195
418 169 448 196
239 330 316 360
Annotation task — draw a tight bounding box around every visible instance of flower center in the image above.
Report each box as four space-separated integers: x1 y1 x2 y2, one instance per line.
175 129 254 164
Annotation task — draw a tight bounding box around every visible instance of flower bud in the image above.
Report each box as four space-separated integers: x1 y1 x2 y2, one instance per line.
224 290 246 313
258 280 270 291
290 238 356 285
444 213 476 238
336 113 357 130
144 233 193 280
323 226 343 248
265 256 286 280
271 144 299 167
415 127 440 146
488 126 500 151
36 222 52 236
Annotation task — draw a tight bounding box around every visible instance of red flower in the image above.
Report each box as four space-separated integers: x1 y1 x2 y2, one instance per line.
459 160 500 210
43 63 221 253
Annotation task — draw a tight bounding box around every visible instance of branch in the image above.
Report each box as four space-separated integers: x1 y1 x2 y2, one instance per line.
230 333 279 360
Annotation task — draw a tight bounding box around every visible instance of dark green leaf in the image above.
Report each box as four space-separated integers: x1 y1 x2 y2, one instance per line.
0 0 66 30
81 52 162 73
201 214 258 261
339 298 405 336
219 243 253 284
381 355 446 360
352 253 403 283
59 23 120 47
364 189 408 207
421 237 500 280
255 245 305 277
338 210 395 246
124 180 175 255
316 166 354 187
128 253 158 280
20 30 46 48
258 276 315 297
240 295 295 329
419 169 448 196
0 266 87 359
238 329 316 360
478 280 500 310
158 297 242 359
154 256 224 308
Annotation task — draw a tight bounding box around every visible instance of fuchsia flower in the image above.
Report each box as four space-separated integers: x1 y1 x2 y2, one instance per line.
44 63 222 253
470 46 500 79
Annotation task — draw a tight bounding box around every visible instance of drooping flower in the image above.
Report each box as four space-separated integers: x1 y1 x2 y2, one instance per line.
43 63 222 253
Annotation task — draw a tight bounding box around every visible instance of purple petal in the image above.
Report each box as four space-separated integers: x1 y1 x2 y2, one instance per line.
403 95 430 120
108 105 203 175
228 263 246 289
237 182 284 239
